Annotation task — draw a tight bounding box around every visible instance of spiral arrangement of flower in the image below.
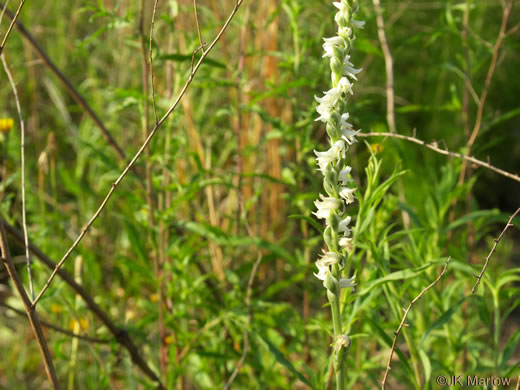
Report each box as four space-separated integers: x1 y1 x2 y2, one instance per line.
312 1 363 388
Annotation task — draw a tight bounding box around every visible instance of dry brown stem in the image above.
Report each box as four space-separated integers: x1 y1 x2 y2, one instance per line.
0 0 24 54
371 0 411 231
458 0 513 186
0 302 109 344
358 132 520 183
372 0 396 134
0 220 59 389
1 53 33 298
472 208 519 293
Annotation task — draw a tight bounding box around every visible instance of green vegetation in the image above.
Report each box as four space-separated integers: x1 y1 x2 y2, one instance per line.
0 0 518 389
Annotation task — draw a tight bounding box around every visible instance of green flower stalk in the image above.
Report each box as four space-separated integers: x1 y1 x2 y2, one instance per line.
313 1 363 388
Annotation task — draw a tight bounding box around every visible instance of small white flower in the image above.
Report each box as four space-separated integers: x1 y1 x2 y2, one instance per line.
339 186 356 204
338 275 356 290
314 260 328 281
339 236 353 252
313 194 341 219
332 1 345 11
340 113 353 129
315 103 331 122
318 251 341 266
323 36 344 46
338 77 353 95
343 56 362 80
338 215 352 235
317 87 342 106
341 132 359 146
339 113 360 143
314 140 345 172
338 26 353 39
352 20 365 29
322 36 344 58
338 166 353 184
314 263 328 282
315 87 343 122
314 251 341 281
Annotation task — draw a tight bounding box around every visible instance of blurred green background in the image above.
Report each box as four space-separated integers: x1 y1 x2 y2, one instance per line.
0 0 519 389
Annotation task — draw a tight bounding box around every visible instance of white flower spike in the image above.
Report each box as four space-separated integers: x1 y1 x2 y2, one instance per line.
312 0 363 385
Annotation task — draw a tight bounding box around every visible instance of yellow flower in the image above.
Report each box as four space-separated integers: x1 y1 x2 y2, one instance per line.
50 304 63 314
370 143 383 153
0 118 14 132
69 317 89 331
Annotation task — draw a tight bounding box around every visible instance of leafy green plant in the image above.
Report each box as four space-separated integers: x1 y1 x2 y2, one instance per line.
0 0 518 389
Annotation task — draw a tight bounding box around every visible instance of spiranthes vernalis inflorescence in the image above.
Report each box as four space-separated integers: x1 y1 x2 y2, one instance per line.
312 1 363 388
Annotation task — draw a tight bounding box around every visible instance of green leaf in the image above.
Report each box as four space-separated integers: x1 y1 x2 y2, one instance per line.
443 209 499 233
365 318 415 379
420 297 469 346
158 53 226 69
483 107 520 132
419 349 432 385
262 271 306 299
255 332 312 387
288 214 323 233
358 259 446 296
181 221 297 264
499 328 520 372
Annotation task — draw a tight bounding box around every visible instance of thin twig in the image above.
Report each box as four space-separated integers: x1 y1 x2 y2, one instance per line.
223 253 263 390
0 220 59 389
506 22 520 37
387 0 412 27
194 0 205 53
177 316 223 363
190 43 206 74
150 0 160 125
358 132 520 183
372 0 411 232
465 24 494 50
139 0 156 233
372 0 395 133
0 2 126 161
1 53 33 299
461 2 472 140
146 0 166 381
0 0 24 55
0 302 110 344
31 0 244 307
0 0 11 25
381 257 451 389
2 218 164 388
458 0 513 185
472 208 519 293
234 3 249 232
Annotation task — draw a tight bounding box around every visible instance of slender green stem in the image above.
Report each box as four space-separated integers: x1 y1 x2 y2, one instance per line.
329 264 346 390
329 273 343 338
493 290 500 376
